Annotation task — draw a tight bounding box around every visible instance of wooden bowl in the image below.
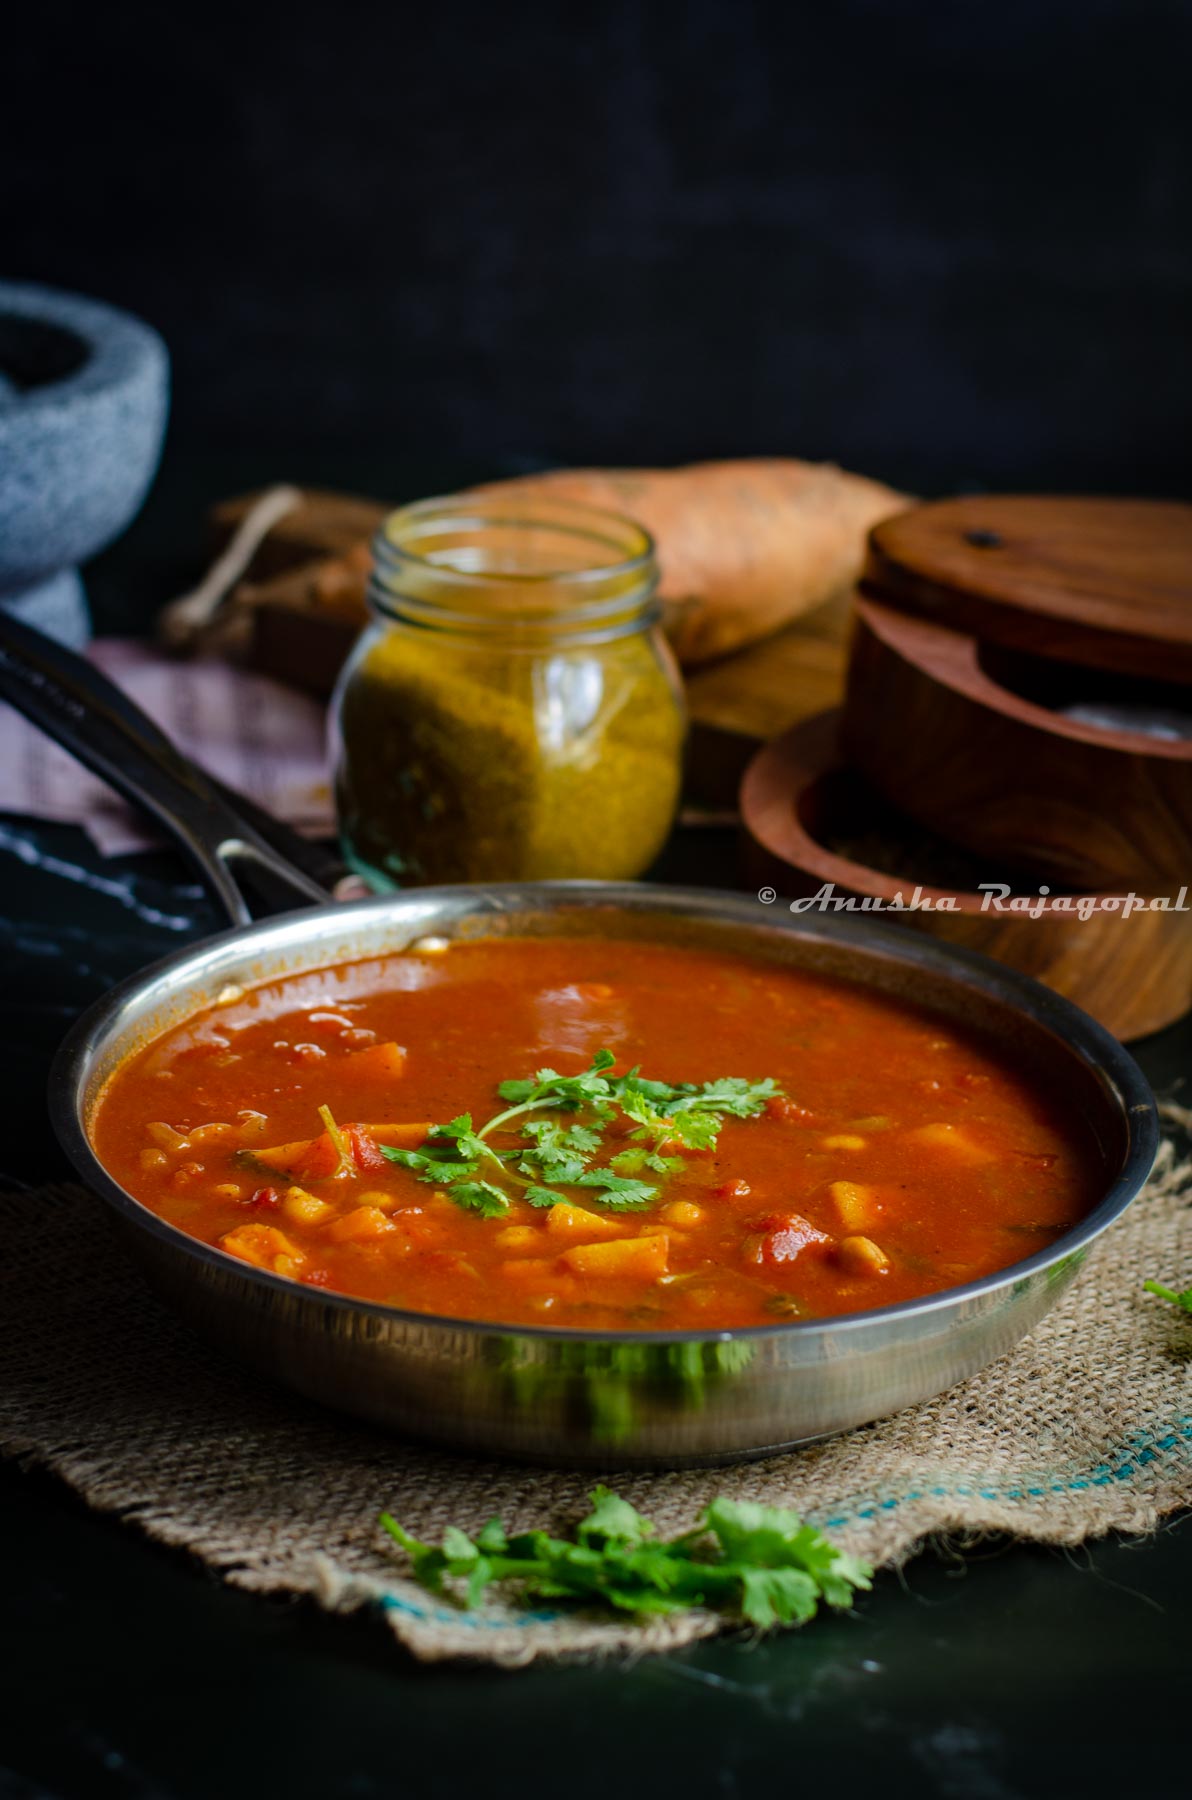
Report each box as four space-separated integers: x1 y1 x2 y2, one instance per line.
842 596 1192 892
740 710 1192 1042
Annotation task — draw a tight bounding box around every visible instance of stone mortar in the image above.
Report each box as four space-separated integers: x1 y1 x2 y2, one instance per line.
0 282 170 645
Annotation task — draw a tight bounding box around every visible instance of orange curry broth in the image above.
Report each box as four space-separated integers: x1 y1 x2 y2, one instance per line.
90 937 1103 1331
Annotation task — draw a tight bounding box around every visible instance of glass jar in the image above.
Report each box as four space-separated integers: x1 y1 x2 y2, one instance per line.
331 494 685 887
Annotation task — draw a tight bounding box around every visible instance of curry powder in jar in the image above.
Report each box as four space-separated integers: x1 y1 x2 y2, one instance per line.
331 495 685 886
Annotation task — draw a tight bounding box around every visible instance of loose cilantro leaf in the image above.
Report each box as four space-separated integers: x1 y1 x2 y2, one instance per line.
448 1181 511 1217
738 1566 821 1628
428 1115 494 1164
525 1184 568 1208
680 1077 782 1119
577 1486 655 1548
494 1049 617 1113
653 1110 721 1151
615 1074 778 1155
1144 1278 1192 1314
571 1169 656 1209
379 1126 509 1217
378 1488 871 1633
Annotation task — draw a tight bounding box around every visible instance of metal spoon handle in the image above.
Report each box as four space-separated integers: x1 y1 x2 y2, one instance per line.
0 611 336 926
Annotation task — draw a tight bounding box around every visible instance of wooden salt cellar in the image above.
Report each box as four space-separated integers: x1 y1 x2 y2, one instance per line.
742 497 1192 1040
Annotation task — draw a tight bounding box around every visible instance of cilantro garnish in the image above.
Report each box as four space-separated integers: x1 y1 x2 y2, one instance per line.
376 1049 782 1218
379 1488 872 1629
1144 1278 1192 1315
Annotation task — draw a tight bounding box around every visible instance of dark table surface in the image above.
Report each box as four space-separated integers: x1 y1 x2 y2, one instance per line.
1 459 1188 1800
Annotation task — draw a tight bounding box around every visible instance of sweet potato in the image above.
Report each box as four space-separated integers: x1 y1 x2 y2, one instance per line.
347 1040 407 1080
561 1234 670 1280
471 460 907 665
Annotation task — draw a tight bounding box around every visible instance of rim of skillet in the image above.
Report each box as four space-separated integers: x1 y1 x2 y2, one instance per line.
48 880 1161 1348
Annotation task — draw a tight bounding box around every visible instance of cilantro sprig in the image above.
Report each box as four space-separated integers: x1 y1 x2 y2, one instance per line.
379 1487 872 1630
378 1049 782 1218
1144 1278 1192 1315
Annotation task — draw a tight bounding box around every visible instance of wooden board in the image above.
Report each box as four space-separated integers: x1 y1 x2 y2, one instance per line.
863 496 1192 683
683 589 851 806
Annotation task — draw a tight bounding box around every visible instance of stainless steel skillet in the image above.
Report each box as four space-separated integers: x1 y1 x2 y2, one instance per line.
1 615 1159 1468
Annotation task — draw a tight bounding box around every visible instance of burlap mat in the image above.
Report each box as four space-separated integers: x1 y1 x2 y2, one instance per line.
3 1111 1190 1667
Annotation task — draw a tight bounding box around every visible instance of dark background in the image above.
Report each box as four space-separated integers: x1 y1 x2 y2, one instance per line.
3 11 1192 1795
6 0 1192 503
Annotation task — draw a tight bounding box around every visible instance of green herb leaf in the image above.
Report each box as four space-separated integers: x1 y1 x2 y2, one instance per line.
1144 1278 1192 1314
738 1566 821 1628
525 1184 568 1208
378 1488 871 1633
495 1049 617 1112
376 1050 783 1216
571 1169 657 1209
576 1486 655 1548
447 1181 511 1217
610 1146 685 1177
429 1115 494 1164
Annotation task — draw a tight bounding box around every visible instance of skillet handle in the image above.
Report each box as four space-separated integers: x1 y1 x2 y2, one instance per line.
0 611 336 927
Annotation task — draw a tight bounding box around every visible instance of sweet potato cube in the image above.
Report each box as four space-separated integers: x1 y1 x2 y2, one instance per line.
561 1234 669 1279
544 1202 623 1240
907 1123 992 1164
494 1225 543 1252
327 1205 397 1243
219 1223 306 1274
357 1188 401 1211
281 1186 336 1227
348 1041 407 1079
364 1122 434 1148
829 1180 876 1231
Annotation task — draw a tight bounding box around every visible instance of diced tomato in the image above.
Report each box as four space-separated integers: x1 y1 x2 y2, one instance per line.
714 1178 752 1200
243 1186 281 1211
751 1212 831 1266
346 1125 388 1173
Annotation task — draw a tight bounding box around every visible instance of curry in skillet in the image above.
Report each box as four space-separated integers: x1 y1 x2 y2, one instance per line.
91 937 1100 1330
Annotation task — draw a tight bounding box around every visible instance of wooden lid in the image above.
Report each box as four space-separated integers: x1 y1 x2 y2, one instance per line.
862 496 1192 684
